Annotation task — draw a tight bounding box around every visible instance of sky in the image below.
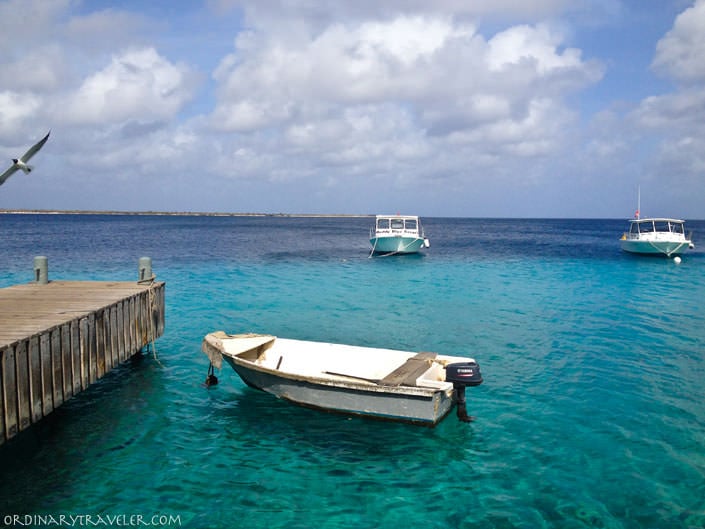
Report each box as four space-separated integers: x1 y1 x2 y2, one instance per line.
0 0 704 218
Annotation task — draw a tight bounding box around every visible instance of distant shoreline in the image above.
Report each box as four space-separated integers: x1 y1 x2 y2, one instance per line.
2 210 701 221
0 209 372 218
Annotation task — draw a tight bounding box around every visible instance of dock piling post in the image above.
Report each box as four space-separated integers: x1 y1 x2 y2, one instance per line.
33 256 48 284
138 257 153 283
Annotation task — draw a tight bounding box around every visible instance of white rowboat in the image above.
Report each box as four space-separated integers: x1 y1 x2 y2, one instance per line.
202 332 483 426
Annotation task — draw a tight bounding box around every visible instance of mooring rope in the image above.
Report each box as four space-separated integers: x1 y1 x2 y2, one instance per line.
646 240 683 257
369 237 423 257
368 236 378 258
138 275 162 366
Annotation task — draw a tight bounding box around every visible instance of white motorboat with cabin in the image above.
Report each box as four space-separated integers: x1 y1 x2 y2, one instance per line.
202 332 483 426
619 189 694 257
620 217 694 257
369 215 430 255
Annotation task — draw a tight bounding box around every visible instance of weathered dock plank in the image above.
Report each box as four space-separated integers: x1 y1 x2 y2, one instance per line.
0 280 165 445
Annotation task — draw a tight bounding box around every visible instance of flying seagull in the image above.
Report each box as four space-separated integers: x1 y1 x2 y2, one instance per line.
0 130 51 186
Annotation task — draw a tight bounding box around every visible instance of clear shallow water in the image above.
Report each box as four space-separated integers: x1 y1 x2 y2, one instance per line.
1 214 704 529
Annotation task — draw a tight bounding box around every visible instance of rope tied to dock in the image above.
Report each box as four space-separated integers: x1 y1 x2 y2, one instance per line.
139 275 162 367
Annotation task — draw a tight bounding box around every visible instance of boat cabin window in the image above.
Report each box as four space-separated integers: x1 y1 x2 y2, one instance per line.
632 221 654 234
377 217 420 231
654 220 671 232
670 222 684 234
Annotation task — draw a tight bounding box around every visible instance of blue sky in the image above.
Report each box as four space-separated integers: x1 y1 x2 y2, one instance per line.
1 0 704 218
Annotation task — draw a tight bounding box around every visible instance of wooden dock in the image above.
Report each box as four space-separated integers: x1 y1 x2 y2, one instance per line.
0 280 165 445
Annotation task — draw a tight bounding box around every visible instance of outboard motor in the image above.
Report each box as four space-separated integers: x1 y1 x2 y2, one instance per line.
445 361 483 422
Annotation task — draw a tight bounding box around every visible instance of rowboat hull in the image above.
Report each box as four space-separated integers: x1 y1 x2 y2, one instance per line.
202 332 481 427
226 357 454 425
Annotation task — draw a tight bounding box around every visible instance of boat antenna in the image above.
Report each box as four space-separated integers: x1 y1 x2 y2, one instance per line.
635 186 640 219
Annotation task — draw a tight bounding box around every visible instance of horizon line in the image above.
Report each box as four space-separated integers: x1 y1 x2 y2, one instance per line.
0 208 702 221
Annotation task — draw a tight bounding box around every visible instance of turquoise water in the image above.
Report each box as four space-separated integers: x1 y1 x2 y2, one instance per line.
1 214 705 528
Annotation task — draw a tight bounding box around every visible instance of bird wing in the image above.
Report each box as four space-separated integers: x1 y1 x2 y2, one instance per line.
19 130 51 163
0 164 20 186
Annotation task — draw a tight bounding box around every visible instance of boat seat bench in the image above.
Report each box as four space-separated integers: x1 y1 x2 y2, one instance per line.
379 351 438 387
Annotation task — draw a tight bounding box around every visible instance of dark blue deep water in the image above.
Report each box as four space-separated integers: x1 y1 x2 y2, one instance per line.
1 214 704 528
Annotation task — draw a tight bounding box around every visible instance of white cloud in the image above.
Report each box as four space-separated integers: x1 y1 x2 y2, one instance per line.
58 47 198 125
210 13 600 169
630 86 705 195
353 16 453 67
486 24 583 74
652 0 705 85
0 1 72 98
0 0 70 50
1 46 67 92
635 1 705 142
445 98 571 156
614 1 705 213
0 92 43 137
634 89 705 131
